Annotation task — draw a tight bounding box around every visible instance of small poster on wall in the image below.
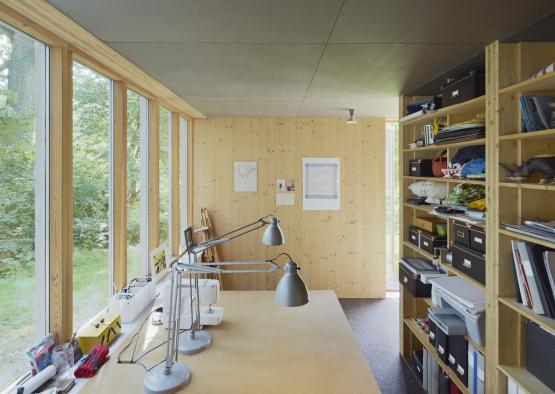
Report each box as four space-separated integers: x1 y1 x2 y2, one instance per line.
234 161 257 192
303 157 340 210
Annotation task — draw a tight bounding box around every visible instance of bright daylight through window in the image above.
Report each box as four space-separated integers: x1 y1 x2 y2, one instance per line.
159 107 170 248
72 62 112 331
0 22 48 383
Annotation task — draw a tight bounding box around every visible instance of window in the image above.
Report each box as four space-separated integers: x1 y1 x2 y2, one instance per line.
72 62 112 330
179 117 188 249
159 107 171 249
385 121 399 291
126 90 148 280
0 22 48 383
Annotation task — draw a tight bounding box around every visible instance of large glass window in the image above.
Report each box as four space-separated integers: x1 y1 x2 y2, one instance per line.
179 117 188 249
159 107 171 248
0 22 48 383
126 90 148 280
385 121 399 291
72 62 111 330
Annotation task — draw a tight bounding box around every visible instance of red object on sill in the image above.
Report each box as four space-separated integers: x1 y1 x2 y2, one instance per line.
74 344 110 378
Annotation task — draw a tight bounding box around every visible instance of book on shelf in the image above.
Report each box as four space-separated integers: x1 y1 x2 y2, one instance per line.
510 240 555 318
504 223 555 243
524 219 555 235
520 96 555 132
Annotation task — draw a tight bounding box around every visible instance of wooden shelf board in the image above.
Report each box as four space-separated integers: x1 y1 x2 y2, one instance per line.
404 176 485 185
498 297 555 334
403 240 436 260
402 202 437 214
441 263 486 290
498 228 555 250
498 365 553 394
499 181 555 191
403 138 486 153
401 96 486 127
499 128 555 141
403 318 470 394
499 71 555 95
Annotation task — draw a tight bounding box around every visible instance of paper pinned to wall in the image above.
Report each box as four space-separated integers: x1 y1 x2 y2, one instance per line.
276 192 295 206
234 161 257 192
303 157 340 210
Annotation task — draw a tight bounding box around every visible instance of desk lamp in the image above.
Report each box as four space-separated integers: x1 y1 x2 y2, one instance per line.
143 253 308 394
178 215 284 355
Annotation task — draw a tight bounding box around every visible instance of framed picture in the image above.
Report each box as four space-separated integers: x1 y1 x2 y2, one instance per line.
303 157 340 210
149 242 169 281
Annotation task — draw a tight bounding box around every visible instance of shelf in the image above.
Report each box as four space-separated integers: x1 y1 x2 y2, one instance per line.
441 263 486 290
498 297 555 334
404 176 486 186
499 128 555 141
498 365 553 394
403 202 436 214
403 138 486 153
499 71 555 95
404 319 470 394
401 96 486 127
499 181 555 191
498 228 555 250
403 240 436 260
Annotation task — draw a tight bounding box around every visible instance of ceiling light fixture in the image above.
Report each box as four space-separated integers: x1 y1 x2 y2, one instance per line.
346 109 357 124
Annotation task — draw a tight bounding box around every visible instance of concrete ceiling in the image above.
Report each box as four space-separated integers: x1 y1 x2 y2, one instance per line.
49 0 555 118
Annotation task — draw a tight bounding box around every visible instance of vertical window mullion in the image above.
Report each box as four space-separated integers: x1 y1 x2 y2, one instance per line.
179 117 188 249
108 81 115 296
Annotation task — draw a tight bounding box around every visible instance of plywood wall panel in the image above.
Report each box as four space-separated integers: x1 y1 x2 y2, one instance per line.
193 117 386 298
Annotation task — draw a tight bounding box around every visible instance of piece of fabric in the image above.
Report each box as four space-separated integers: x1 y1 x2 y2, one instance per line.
450 146 485 166
442 184 485 205
461 158 486 178
74 345 110 379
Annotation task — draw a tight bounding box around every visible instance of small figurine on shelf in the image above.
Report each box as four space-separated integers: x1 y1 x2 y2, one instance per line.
500 155 555 184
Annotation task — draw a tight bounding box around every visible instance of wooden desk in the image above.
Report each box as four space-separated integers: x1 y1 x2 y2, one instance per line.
80 290 380 393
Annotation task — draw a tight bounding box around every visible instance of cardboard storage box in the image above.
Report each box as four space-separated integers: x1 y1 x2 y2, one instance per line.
415 216 446 234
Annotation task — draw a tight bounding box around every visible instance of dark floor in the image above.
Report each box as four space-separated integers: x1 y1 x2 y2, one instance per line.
339 298 424 394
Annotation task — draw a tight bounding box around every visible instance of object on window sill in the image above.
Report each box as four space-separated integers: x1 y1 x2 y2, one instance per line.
74 345 110 379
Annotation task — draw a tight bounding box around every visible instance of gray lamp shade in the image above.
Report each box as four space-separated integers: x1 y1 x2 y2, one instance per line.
275 261 309 307
262 217 285 246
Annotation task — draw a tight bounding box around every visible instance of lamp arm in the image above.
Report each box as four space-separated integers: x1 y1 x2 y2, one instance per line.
176 260 280 275
194 214 275 249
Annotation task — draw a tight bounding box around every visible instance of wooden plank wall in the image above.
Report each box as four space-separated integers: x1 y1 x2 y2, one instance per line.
192 117 386 298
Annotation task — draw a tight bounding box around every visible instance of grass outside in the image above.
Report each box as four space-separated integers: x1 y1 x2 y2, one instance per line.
0 246 133 384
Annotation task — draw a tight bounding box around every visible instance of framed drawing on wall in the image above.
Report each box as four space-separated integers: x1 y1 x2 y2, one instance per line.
303 157 340 210
234 161 257 192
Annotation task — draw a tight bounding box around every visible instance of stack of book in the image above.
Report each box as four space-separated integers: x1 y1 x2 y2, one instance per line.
520 96 555 132
510 240 555 318
505 220 555 243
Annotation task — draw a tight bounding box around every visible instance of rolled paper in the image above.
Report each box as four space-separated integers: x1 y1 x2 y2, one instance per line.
19 365 56 394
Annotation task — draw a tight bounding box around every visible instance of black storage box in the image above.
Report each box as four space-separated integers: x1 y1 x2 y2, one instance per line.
469 227 486 253
409 159 433 177
453 221 470 248
435 326 449 363
526 320 555 391
412 350 424 383
441 73 485 107
398 258 437 298
429 318 437 347
448 335 468 387
419 229 447 256
451 243 486 285
409 227 420 247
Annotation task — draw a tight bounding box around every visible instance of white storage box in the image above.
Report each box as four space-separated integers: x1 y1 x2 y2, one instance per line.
430 276 486 346
109 280 156 323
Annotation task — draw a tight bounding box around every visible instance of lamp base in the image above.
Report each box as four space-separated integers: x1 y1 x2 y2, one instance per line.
144 361 191 394
178 329 212 355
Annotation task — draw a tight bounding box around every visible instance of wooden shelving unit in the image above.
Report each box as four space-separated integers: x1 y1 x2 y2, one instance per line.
486 41 555 394
400 42 555 393
399 76 488 393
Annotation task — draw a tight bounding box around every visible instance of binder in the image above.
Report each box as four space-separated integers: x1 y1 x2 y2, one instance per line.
467 343 485 394
527 243 555 317
517 241 544 314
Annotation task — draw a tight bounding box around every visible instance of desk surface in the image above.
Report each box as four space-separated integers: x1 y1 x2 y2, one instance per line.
80 290 380 394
